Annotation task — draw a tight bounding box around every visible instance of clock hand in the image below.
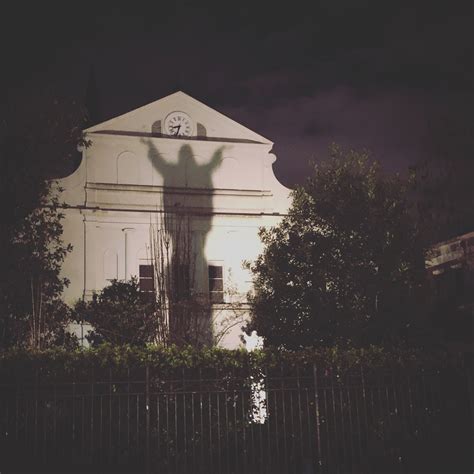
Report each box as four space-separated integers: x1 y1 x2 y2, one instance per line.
174 125 181 136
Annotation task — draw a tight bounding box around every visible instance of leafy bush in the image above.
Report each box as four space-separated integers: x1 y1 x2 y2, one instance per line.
246 145 428 349
0 343 456 384
73 278 162 346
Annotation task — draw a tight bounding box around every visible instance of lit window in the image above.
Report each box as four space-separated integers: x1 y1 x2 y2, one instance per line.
139 264 154 293
208 265 224 303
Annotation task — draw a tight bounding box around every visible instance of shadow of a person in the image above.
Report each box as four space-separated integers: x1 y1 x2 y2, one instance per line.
141 138 224 345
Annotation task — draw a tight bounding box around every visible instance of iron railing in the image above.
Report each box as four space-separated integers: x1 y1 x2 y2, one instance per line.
0 365 471 473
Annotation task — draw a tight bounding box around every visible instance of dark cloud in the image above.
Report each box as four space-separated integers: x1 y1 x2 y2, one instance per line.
220 86 437 185
2 0 472 187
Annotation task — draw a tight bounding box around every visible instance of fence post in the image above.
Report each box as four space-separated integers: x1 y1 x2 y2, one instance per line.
312 364 322 469
90 368 94 464
145 365 150 474
466 367 474 444
34 367 39 461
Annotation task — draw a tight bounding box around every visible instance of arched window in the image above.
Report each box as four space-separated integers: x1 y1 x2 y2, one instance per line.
213 157 238 188
117 151 139 184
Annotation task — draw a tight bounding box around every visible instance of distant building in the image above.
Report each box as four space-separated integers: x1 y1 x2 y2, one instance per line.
426 231 474 309
426 231 474 345
57 91 291 348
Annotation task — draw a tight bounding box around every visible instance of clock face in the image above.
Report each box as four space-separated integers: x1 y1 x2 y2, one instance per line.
164 111 193 137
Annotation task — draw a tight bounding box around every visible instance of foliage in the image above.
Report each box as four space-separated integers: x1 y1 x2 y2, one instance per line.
0 97 89 350
150 211 246 348
0 181 77 349
0 345 466 474
246 145 428 349
73 278 163 346
150 212 206 346
164 294 245 348
0 343 452 381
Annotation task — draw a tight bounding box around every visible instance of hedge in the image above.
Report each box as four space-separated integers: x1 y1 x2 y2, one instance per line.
0 343 459 382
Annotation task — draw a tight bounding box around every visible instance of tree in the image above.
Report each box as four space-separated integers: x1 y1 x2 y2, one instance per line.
73 278 162 346
0 180 77 349
150 211 246 348
245 145 427 349
0 97 89 350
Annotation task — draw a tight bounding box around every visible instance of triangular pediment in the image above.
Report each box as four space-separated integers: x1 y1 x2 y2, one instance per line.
85 91 272 144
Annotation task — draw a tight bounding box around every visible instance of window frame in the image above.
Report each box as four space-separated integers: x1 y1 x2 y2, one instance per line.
138 263 155 294
208 262 224 304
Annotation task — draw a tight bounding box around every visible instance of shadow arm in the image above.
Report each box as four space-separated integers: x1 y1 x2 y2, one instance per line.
205 146 225 172
141 137 170 173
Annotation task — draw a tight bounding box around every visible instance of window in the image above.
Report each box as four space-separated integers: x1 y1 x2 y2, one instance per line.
208 265 224 303
117 151 139 184
139 264 154 293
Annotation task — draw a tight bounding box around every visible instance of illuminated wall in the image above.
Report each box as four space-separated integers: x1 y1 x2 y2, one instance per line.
58 91 291 348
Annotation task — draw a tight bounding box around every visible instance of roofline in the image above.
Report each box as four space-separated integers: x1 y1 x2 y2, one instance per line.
431 230 474 248
86 129 272 146
84 90 273 145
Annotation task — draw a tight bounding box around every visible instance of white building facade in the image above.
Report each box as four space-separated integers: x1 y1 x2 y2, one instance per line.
58 91 291 348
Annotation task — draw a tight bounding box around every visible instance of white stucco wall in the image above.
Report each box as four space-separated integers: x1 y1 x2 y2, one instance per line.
58 91 291 348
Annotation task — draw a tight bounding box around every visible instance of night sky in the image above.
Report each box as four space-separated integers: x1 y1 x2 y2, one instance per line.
2 1 472 187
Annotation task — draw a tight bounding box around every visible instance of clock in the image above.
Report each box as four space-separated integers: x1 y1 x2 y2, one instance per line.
164 111 194 137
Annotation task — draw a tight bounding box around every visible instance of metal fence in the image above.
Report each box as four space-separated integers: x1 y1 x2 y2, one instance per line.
0 365 471 473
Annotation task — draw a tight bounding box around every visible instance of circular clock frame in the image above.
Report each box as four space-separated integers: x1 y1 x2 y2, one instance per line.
164 111 194 137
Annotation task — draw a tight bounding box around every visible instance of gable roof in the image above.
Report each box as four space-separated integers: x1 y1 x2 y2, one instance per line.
85 91 272 145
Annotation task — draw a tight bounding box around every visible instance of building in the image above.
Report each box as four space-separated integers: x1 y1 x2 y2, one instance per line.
426 231 474 345
58 91 291 347
426 231 474 309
